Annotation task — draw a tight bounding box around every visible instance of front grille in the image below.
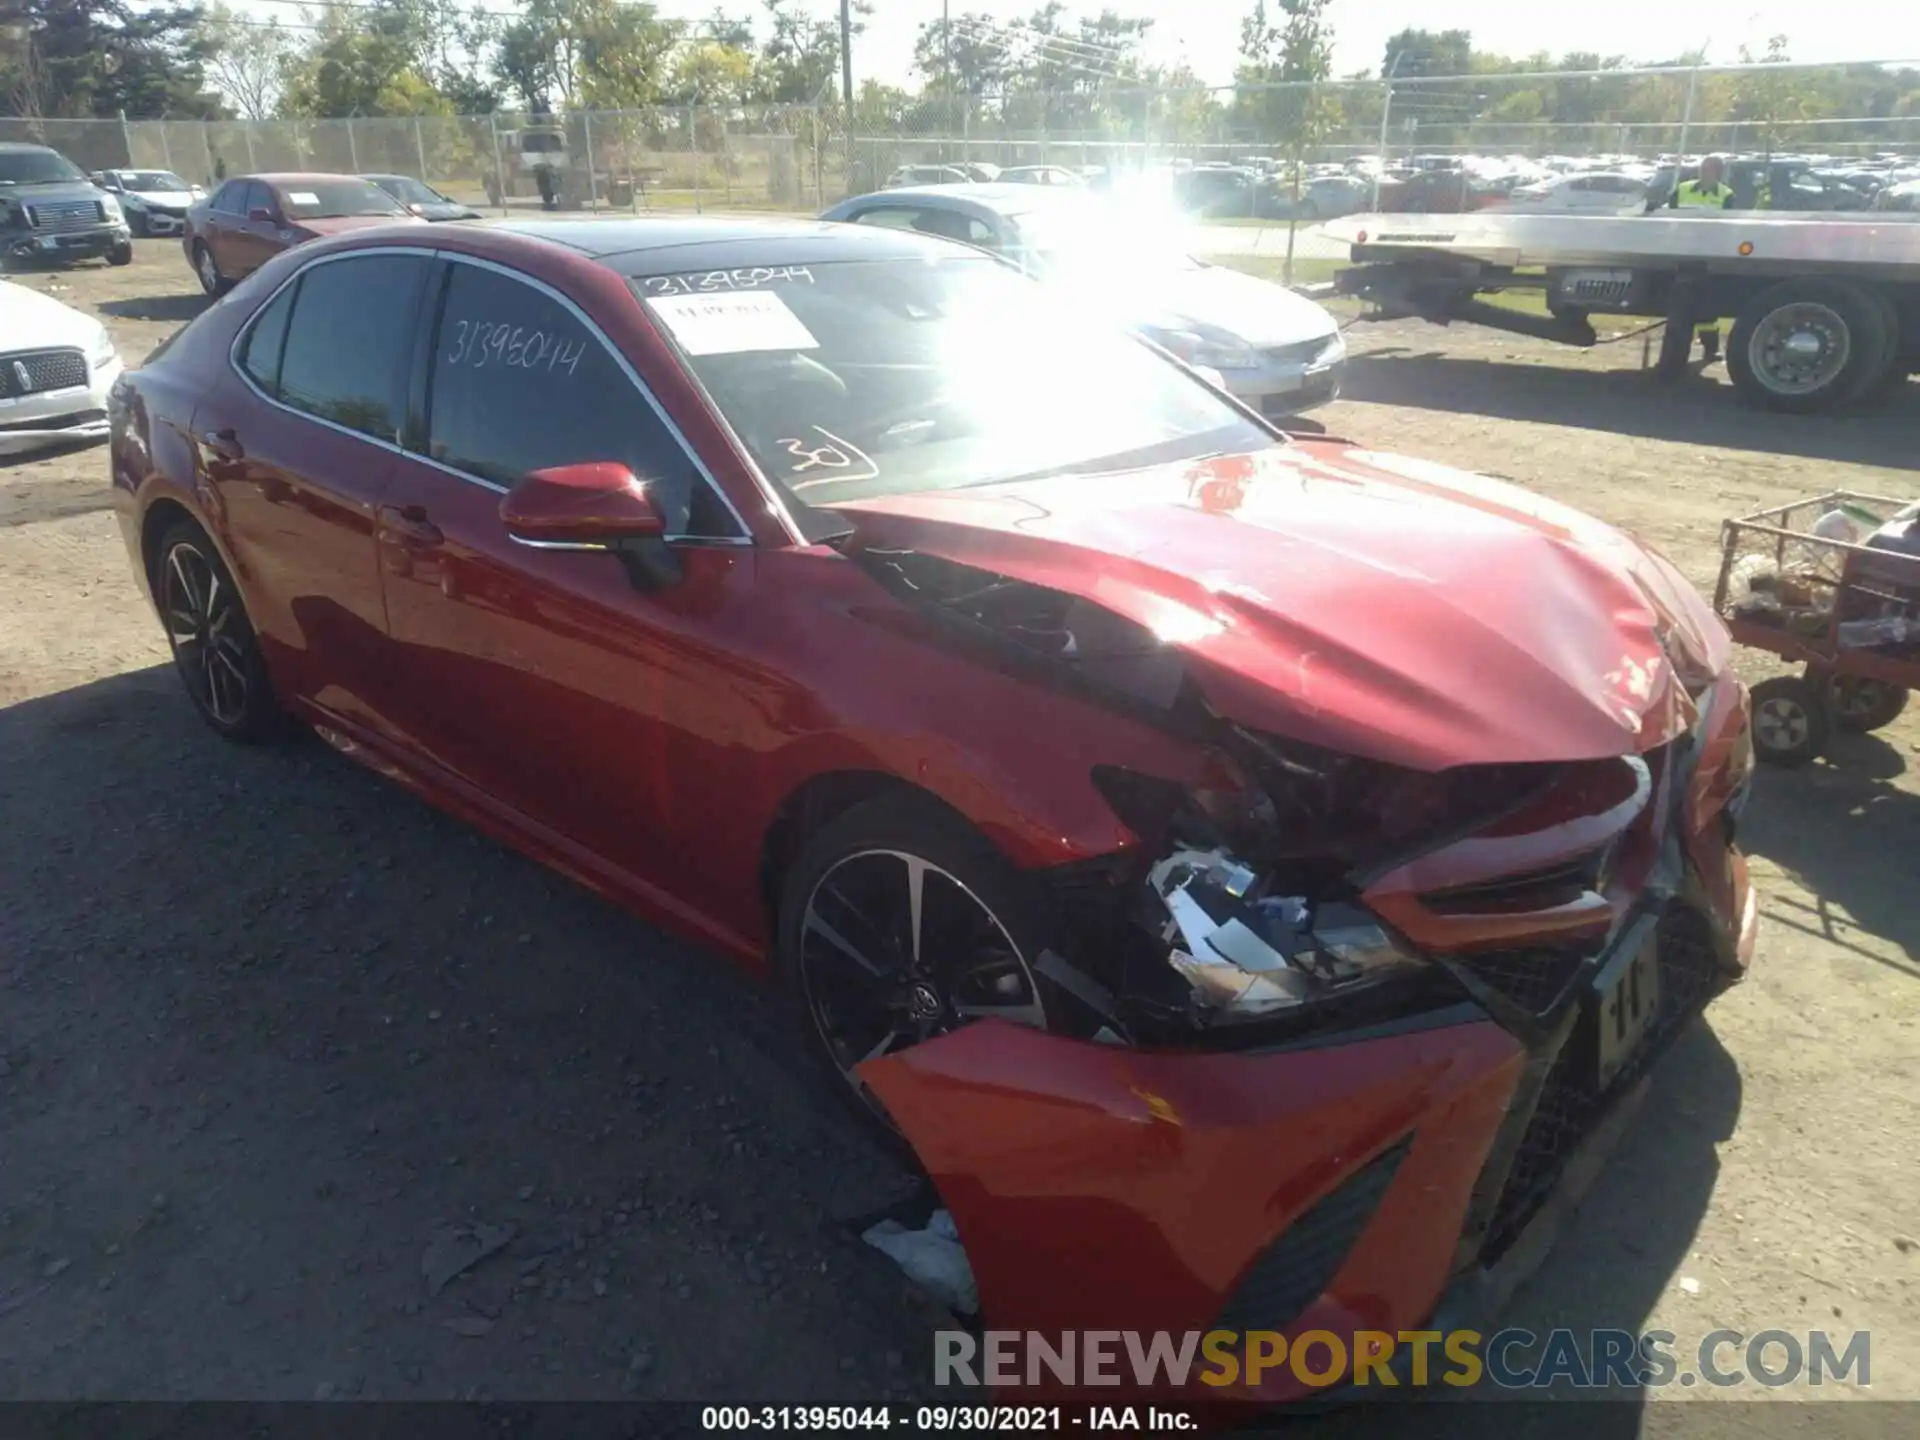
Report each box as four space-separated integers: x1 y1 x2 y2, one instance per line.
1477 906 1722 1262
1215 1138 1410 1330
1454 946 1592 1015
25 199 105 232
0 349 89 399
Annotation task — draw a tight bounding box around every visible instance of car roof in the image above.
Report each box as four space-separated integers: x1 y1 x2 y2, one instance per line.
0 142 63 155
492 216 967 272
848 183 1095 215
237 173 386 187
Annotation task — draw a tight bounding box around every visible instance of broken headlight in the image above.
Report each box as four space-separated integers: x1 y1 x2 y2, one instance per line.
1147 847 1425 1020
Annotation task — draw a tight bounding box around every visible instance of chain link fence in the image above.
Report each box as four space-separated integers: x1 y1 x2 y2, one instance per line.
4 57 1915 219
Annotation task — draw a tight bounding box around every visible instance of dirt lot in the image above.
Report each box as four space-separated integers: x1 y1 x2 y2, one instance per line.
1 241 1917 1425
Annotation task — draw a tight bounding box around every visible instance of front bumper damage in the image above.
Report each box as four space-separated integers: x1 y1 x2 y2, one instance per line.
860 661 1756 1406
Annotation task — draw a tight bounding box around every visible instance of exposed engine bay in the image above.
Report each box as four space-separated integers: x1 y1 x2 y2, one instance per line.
856 546 1683 1049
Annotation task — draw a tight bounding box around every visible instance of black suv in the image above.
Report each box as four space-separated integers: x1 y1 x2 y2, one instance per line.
0 143 133 268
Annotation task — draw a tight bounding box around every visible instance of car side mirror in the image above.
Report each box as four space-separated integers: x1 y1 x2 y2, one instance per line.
500 463 679 590
248 206 276 224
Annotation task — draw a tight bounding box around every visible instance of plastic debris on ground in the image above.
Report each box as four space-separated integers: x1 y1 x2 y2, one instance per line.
861 1208 978 1315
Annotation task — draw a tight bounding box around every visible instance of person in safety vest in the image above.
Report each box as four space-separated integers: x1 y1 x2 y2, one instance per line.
1674 156 1735 361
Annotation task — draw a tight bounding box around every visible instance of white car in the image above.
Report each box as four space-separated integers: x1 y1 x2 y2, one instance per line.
819 184 1345 418
93 169 204 237
0 279 123 455
1501 171 1650 213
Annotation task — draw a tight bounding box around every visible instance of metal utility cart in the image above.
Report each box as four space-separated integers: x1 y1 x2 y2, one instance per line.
1325 210 1920 413
1713 490 1920 765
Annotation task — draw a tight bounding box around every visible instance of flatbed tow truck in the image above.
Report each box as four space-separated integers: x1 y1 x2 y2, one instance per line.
1323 209 1920 412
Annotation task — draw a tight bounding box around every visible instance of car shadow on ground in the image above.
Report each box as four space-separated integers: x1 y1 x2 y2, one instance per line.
97 293 212 323
0 665 936 1401
1288 1019 1741 1438
1339 347 1920 471
1740 734 1920 966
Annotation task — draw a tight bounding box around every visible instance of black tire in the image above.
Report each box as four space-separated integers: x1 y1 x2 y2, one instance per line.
1727 278 1889 413
1825 674 1910 732
108 239 133 267
154 519 284 742
192 240 230 296
773 792 1063 1144
128 211 149 239
1749 674 1831 767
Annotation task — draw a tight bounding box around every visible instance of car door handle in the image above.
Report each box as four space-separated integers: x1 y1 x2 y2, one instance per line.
201 427 243 461
378 503 443 548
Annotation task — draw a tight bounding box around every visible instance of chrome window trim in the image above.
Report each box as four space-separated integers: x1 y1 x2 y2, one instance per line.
224 245 758 548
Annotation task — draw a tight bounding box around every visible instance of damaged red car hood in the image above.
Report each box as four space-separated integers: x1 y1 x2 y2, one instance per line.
836 441 1729 770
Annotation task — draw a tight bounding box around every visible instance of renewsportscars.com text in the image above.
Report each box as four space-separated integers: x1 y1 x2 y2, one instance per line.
935 1328 1871 1390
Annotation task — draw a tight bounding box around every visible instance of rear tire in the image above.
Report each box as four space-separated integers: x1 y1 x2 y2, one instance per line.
773 793 1062 1146
1825 674 1910 732
1749 674 1831 766
1727 279 1888 413
154 519 284 742
192 240 230 296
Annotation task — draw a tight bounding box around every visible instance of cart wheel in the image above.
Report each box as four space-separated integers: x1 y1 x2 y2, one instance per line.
1825 674 1910 733
1750 675 1831 766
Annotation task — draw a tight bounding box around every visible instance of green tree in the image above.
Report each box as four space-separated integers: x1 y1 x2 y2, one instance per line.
282 2 446 117
667 38 756 107
491 0 681 111
1236 0 1339 156
755 0 865 104
196 5 295 120
911 10 1013 98
2 0 224 118
1730 35 1828 157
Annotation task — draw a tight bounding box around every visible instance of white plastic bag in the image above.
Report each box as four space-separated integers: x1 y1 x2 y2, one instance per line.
862 1209 979 1314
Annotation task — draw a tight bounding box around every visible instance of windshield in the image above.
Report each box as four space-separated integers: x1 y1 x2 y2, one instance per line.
634 255 1275 509
121 171 189 192
0 150 86 186
280 180 408 219
373 175 440 205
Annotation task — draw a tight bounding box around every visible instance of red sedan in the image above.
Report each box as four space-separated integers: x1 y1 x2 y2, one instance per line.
181 172 424 296
108 218 1758 1403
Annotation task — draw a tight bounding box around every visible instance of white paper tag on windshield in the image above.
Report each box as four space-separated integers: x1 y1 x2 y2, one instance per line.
645 290 818 355
288 192 320 206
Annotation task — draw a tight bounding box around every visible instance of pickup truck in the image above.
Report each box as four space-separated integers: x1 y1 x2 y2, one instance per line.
0 142 133 268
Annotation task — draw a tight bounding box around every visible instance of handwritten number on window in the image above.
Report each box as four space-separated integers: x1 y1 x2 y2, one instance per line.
443 320 585 378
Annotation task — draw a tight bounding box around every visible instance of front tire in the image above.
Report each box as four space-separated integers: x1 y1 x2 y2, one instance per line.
774 793 1059 1142
154 520 283 742
109 239 133 266
1750 674 1831 766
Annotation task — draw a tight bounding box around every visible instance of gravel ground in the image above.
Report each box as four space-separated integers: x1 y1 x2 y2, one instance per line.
1 241 1916 1425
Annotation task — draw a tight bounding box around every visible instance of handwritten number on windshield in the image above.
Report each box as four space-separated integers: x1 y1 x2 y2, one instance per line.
779 427 880 489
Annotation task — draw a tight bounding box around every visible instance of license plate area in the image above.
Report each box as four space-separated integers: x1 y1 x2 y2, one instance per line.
1591 929 1660 1090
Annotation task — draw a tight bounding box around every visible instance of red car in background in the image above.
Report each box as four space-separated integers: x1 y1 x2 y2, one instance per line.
181 172 424 296
108 218 1758 1404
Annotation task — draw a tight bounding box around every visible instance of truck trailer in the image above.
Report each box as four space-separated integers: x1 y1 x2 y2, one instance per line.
1324 209 1920 413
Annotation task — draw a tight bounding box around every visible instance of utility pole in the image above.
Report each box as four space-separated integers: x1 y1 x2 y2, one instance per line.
1371 51 1405 212
839 0 853 106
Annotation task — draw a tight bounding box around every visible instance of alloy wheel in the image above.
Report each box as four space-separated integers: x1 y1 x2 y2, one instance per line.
1753 692 1812 751
197 245 221 294
161 541 250 727
797 849 1047 1124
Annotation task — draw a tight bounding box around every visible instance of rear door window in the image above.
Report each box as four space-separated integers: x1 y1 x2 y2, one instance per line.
275 253 429 443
